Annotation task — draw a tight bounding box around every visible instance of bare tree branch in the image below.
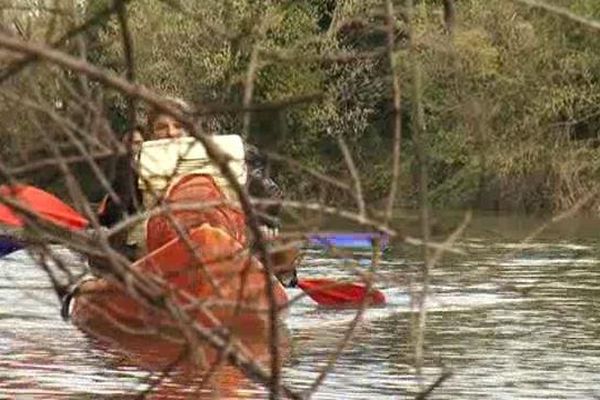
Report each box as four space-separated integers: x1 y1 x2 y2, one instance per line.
0 0 133 84
337 135 365 217
513 0 600 33
383 0 403 224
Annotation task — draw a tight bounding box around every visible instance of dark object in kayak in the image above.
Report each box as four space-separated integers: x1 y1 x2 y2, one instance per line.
308 232 389 250
297 278 386 307
0 235 21 257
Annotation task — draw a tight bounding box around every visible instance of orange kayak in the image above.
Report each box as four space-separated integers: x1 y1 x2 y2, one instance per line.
78 308 290 399
71 173 289 353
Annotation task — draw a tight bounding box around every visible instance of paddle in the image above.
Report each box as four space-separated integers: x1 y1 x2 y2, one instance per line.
269 239 386 307
297 278 386 307
0 184 89 256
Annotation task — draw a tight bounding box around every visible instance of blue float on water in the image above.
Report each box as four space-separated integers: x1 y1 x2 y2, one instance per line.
308 232 389 250
0 236 22 257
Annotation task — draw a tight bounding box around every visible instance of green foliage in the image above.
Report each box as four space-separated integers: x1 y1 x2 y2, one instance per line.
409 0 600 211
5 0 600 212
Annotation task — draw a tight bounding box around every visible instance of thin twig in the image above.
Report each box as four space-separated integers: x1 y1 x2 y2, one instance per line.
442 0 456 36
405 0 431 377
0 0 133 84
195 92 324 115
384 0 403 224
265 151 352 192
242 8 271 139
137 346 189 400
115 0 140 211
513 0 600 33
415 370 453 400
337 135 365 217
304 236 382 397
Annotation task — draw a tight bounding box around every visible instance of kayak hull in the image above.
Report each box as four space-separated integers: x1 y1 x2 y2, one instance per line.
71 174 289 354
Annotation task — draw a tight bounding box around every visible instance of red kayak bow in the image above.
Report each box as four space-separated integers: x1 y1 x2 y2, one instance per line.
0 185 88 229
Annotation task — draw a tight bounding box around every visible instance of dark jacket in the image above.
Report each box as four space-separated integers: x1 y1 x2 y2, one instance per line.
245 144 284 228
98 154 142 228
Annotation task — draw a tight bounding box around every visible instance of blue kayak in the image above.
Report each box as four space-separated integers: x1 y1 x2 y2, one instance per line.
308 232 389 250
0 235 22 257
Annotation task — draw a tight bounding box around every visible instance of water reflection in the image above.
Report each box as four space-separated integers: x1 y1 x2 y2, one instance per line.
81 326 289 400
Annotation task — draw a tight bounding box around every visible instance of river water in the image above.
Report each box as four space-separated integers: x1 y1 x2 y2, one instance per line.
1 213 599 399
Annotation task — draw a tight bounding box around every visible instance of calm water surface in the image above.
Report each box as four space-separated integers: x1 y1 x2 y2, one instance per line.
1 213 599 399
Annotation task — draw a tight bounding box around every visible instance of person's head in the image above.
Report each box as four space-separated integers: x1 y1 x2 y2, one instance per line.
146 96 191 140
129 128 144 154
122 125 145 155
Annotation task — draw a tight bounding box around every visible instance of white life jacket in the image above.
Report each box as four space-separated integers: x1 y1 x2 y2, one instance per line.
128 135 247 249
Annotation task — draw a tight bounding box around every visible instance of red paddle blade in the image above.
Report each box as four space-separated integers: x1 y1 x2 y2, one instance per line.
0 185 88 230
297 278 386 307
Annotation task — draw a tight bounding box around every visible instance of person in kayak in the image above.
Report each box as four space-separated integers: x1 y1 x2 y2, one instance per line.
97 126 143 225
146 96 190 139
245 143 298 287
96 97 193 259
95 125 144 260
94 97 297 286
